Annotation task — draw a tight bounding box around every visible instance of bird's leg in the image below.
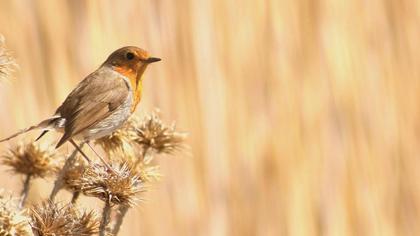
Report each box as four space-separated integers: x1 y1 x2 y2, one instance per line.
69 139 91 163
86 141 114 171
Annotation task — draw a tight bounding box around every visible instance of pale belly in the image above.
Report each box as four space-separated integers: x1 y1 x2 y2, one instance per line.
78 96 133 141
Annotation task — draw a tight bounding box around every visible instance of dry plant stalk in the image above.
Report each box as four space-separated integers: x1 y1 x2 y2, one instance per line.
30 201 100 236
49 145 83 201
0 191 32 236
0 35 17 81
99 201 111 236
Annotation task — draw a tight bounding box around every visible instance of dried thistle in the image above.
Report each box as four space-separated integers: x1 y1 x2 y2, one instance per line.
133 112 187 158
76 162 145 206
0 191 32 236
49 148 81 201
0 35 17 81
30 201 100 236
1 142 60 178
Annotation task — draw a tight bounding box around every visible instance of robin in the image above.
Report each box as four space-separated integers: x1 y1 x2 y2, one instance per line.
0 46 161 165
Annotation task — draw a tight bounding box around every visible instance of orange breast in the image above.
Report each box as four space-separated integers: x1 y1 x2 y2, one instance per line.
131 81 143 112
114 66 143 112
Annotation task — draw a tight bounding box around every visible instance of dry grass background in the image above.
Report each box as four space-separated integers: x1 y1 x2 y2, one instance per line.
0 0 419 235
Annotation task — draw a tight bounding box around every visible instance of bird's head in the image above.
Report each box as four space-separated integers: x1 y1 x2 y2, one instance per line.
103 46 161 82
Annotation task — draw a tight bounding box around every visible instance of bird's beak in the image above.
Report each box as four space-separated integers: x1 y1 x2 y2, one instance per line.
145 57 161 64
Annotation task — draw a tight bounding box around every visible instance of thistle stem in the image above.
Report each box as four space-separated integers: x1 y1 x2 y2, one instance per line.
19 174 31 208
99 200 112 236
71 191 80 204
112 147 149 235
111 205 129 235
49 144 84 201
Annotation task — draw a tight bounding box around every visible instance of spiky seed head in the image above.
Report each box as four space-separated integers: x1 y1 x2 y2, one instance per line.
0 190 32 236
30 201 100 236
77 162 145 206
2 142 60 178
0 35 17 81
133 112 187 157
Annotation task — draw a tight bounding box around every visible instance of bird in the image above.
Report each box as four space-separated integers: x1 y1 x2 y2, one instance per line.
0 46 161 166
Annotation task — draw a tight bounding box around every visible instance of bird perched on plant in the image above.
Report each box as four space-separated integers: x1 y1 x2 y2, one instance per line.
0 46 161 165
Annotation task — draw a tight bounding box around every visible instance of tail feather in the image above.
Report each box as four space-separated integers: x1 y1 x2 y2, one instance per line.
55 133 71 149
0 125 40 142
35 130 49 142
0 116 60 143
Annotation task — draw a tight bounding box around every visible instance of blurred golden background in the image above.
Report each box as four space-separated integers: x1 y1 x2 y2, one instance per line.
1 0 420 235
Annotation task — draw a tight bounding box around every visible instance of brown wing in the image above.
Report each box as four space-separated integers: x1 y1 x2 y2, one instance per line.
55 68 130 148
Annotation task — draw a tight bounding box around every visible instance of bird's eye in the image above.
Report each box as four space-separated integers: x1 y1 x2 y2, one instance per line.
126 52 135 60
